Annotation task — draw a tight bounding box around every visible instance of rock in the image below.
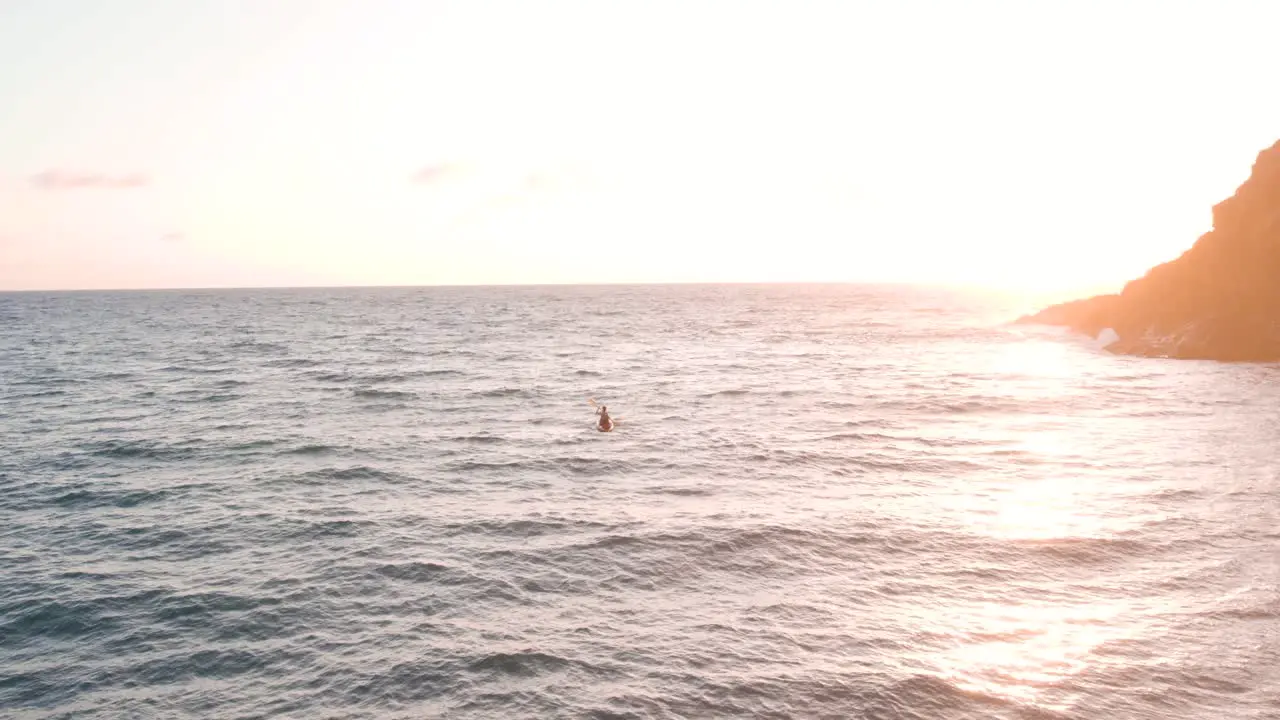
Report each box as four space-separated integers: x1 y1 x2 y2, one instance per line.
1017 138 1280 362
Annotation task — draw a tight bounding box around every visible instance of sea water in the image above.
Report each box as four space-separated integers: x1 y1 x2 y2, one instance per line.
2 284 1277 719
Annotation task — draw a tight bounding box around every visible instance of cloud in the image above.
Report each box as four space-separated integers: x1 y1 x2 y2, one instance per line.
411 164 456 185
30 170 150 190
160 232 186 243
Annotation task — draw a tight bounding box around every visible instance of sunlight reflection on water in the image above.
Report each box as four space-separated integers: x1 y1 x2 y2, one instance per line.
1 285 1276 719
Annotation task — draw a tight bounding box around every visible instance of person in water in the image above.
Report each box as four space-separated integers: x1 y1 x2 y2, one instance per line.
596 405 613 431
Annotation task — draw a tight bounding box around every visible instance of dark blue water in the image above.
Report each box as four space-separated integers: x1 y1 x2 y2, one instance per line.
2 284 1277 719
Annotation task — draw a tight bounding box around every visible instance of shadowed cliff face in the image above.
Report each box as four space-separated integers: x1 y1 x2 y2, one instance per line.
1018 138 1280 362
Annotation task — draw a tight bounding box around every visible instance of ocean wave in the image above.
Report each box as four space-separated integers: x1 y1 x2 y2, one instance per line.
4 284 1274 719
698 389 751 398
374 560 453 583
93 370 137 380
859 673 1071 720
1011 535 1152 566
469 523 898 585
105 647 277 687
5 389 69 400
283 443 340 455
262 357 321 368
444 517 619 538
911 397 1029 414
468 650 585 677
308 371 352 382
1210 599 1279 621
819 431 898 442
114 526 211 555
644 485 714 496
184 393 242 403
83 439 193 461
445 434 506 444
443 455 629 476
297 466 411 483
228 438 278 451
353 388 418 400
158 365 233 374
470 387 532 399
8 375 85 387
284 518 373 540
52 488 170 509
739 447 986 475
0 597 126 641
356 370 439 383
229 339 287 351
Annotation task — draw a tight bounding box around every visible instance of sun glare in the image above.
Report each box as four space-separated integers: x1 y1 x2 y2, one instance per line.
928 599 1137 709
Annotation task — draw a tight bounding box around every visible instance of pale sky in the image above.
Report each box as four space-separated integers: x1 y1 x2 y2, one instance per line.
2 0 1278 292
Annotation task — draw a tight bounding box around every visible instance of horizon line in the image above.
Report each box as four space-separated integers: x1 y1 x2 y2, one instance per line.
0 279 1077 295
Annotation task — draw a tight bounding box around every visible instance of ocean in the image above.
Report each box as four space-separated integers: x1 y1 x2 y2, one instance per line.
1 284 1277 719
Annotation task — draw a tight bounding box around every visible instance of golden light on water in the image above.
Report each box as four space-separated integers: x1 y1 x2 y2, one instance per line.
927 469 1144 708
910 331 1157 709
931 599 1135 707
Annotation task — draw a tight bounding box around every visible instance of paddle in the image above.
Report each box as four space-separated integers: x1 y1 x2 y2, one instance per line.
588 398 622 425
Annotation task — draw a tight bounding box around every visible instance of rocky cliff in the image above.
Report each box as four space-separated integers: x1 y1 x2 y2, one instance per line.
1017 138 1280 362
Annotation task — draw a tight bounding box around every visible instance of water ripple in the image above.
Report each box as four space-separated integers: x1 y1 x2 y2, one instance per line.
0 285 1277 719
